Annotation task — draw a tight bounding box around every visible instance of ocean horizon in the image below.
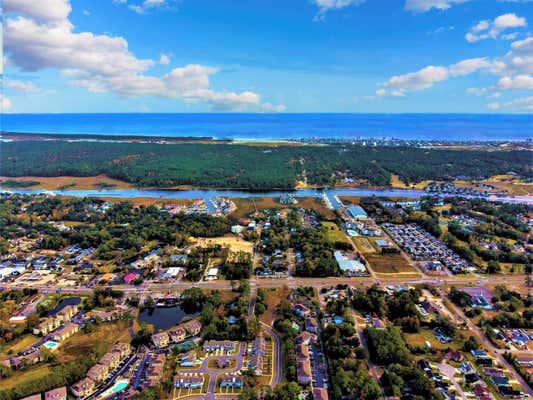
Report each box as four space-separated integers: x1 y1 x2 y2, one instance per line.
2 113 532 141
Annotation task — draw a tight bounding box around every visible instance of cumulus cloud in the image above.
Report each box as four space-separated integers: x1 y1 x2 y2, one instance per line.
377 58 490 97
405 0 470 13
3 0 285 112
491 37 533 76
312 0 365 21
159 54 171 65
465 13 527 43
5 79 39 92
488 96 533 111
497 75 533 90
116 0 177 14
3 0 71 23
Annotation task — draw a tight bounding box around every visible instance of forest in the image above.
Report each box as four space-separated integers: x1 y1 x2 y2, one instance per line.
1 140 531 189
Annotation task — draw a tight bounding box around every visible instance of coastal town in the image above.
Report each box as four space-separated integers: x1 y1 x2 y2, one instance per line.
0 186 531 400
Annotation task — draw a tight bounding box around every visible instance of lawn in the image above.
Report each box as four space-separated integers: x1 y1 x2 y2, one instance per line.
353 237 376 254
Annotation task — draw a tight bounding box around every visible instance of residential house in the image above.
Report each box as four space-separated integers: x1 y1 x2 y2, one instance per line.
33 318 60 336
296 342 312 385
87 363 109 382
219 374 244 389
183 320 202 336
111 342 131 359
99 351 120 370
51 323 79 342
70 377 96 398
203 340 235 353
56 305 79 322
249 334 265 375
305 317 318 333
152 332 170 349
313 388 329 400
44 387 67 400
174 374 204 389
292 303 310 318
169 327 187 343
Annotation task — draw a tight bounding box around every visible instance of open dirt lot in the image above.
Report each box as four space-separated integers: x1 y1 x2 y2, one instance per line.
196 236 254 254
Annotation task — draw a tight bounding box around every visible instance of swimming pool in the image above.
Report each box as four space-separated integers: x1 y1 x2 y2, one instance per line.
42 341 59 350
102 379 129 397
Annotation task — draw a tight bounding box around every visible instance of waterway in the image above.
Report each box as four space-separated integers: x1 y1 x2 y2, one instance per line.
138 306 198 331
2 187 532 206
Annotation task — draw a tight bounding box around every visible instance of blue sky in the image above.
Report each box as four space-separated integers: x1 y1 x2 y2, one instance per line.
2 0 533 113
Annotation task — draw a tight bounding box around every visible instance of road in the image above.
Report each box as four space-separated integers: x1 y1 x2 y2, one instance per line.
2 274 526 295
446 298 533 397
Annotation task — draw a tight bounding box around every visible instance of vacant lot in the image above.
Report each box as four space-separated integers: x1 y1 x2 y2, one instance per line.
230 196 335 220
353 237 376 254
366 253 419 275
196 236 254 255
0 364 52 390
260 286 289 326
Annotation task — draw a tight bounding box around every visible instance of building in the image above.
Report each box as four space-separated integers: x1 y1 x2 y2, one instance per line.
111 342 131 359
44 387 67 400
205 267 219 280
183 319 202 336
292 303 310 318
152 332 170 349
51 323 79 342
169 327 187 343
203 340 235 353
33 318 60 336
143 353 166 390
296 342 312 385
334 251 366 275
249 334 266 375
347 204 368 219
56 305 79 322
219 374 244 389
70 377 96 398
305 317 318 333
99 351 120 370
313 388 329 400
87 363 109 382
174 374 204 389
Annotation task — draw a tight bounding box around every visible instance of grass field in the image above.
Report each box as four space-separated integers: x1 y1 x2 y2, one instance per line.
0 335 40 358
56 320 131 363
0 174 133 190
404 329 460 352
0 364 52 390
321 222 351 246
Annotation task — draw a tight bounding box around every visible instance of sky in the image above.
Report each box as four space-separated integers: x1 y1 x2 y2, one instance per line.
1 0 533 113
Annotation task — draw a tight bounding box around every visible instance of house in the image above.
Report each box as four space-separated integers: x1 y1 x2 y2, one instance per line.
99 351 120 370
70 377 96 398
56 305 79 322
33 318 60 336
313 388 329 400
152 332 170 349
51 323 79 342
444 350 464 362
219 374 244 389
183 320 202 336
169 327 187 343
44 387 67 400
305 317 318 333
87 363 109 382
292 303 310 318
205 267 219 281
203 340 235 353
111 342 131 359
143 353 166 390
249 334 266 375
123 272 139 284
174 374 204 389
296 360 312 385
180 350 198 367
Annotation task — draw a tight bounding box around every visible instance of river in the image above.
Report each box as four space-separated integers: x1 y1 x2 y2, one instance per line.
1 187 532 206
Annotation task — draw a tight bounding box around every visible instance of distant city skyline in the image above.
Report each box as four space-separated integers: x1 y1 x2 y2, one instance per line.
2 0 533 113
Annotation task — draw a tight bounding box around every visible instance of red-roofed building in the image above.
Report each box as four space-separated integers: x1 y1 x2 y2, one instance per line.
124 272 139 284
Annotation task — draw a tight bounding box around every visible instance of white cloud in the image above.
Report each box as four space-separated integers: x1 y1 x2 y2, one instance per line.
465 13 527 42
3 0 284 112
491 37 533 76
488 96 533 111
124 0 176 14
3 0 71 23
1 96 12 111
428 26 455 35
377 58 490 97
312 0 365 21
405 0 470 13
159 54 170 65
497 75 533 90
83 10 91 16
5 79 39 92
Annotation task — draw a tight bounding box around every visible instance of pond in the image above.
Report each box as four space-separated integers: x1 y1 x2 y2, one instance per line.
138 306 198 331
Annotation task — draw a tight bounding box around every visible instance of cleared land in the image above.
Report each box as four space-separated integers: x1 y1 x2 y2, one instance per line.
322 222 351 245
353 237 376 254
195 236 254 255
365 253 419 275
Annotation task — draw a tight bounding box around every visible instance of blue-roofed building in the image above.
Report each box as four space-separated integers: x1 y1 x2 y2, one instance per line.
347 205 368 219
334 251 367 275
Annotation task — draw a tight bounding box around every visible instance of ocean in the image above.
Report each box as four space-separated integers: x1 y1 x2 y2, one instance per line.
2 113 532 141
